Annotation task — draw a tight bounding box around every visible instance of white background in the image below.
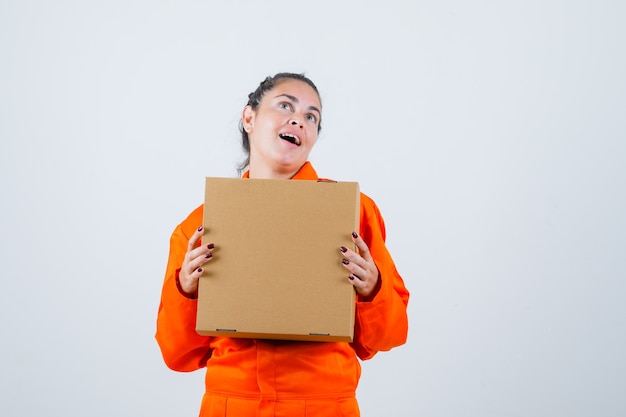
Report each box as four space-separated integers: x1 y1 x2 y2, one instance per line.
1 1 625 416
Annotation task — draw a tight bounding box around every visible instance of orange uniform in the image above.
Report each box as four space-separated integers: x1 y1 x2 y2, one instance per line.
156 162 409 416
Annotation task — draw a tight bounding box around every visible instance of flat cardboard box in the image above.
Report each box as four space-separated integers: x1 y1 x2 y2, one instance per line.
196 177 359 342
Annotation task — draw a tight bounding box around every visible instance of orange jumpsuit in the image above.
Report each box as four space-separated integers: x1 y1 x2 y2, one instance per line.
156 162 410 417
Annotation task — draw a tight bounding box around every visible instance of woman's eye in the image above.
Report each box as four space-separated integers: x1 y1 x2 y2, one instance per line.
306 114 317 123
278 102 293 111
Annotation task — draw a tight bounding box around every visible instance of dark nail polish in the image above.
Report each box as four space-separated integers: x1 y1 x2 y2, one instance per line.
207 243 215 249
352 232 358 238
197 226 204 232
205 253 212 259
197 267 203 273
342 259 349 265
339 246 347 253
348 274 355 280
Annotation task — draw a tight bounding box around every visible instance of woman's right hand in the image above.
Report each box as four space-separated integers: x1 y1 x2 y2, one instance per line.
178 226 215 297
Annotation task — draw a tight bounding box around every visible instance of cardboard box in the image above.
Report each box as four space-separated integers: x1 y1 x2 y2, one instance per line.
196 177 360 342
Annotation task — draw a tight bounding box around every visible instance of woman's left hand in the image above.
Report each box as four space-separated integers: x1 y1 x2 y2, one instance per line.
340 232 380 299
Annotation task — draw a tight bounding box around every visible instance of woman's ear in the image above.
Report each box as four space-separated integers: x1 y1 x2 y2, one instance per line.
242 105 255 133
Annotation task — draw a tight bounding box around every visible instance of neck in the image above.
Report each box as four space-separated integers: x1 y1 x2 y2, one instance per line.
247 163 301 180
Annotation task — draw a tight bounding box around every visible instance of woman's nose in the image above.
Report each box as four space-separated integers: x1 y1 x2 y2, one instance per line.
290 119 302 127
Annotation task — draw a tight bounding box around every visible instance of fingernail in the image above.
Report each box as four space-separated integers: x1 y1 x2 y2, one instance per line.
207 243 215 249
205 253 212 259
197 267 203 273
198 226 204 232
342 259 349 265
352 232 358 238
348 274 356 280
339 246 347 253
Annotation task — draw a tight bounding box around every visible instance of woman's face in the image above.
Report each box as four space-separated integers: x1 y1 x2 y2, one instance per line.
243 79 322 179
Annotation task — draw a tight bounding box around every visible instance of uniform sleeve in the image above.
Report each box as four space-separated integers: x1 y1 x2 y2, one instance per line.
155 206 213 372
351 195 410 361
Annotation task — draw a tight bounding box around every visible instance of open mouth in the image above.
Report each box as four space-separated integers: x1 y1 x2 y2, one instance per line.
279 133 301 146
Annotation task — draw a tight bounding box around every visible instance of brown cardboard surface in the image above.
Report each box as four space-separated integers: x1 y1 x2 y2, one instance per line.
196 177 360 342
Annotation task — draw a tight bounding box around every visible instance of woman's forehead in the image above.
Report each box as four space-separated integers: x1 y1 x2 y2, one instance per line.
268 79 322 109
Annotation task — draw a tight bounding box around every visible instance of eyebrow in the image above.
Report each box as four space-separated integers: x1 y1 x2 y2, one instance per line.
274 93 321 116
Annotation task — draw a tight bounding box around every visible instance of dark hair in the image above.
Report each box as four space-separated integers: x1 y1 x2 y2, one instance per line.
237 72 322 174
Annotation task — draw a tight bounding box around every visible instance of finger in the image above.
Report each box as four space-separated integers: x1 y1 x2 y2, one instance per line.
187 251 214 274
188 242 215 262
341 257 365 278
351 231 373 261
348 274 361 289
180 266 204 296
339 245 368 271
340 251 373 281
185 266 203 280
348 273 363 282
342 251 377 278
185 264 207 283
348 274 372 297
187 225 205 252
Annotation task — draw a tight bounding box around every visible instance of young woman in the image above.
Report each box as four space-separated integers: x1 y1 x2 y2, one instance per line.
156 73 410 417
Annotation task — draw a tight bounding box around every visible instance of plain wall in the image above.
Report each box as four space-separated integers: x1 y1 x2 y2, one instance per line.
1 1 624 416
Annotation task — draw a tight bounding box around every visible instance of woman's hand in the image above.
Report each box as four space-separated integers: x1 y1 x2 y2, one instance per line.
178 226 215 297
339 232 380 299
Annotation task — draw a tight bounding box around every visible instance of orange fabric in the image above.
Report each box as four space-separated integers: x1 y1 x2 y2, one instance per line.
156 162 410 416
